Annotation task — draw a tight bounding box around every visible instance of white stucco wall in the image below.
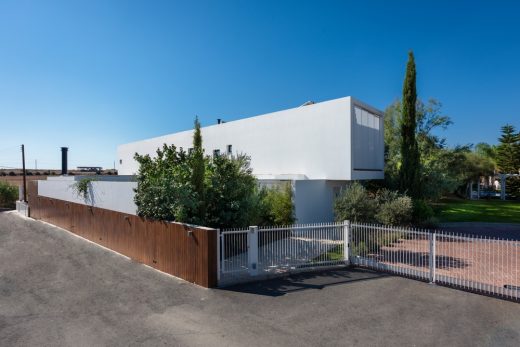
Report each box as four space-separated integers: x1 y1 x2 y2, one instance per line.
37 178 137 215
117 96 384 181
293 180 347 223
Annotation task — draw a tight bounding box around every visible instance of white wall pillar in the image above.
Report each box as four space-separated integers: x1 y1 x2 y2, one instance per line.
248 226 259 276
343 220 350 263
429 233 436 283
500 174 506 201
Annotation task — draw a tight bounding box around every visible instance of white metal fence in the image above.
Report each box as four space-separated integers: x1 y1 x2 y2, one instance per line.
218 221 520 301
218 222 348 285
349 222 520 301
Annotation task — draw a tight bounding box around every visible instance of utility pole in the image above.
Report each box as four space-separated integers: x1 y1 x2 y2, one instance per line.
21 144 27 202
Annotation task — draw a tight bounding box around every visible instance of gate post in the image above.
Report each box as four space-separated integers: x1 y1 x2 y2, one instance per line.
248 226 259 276
343 220 350 264
429 232 436 283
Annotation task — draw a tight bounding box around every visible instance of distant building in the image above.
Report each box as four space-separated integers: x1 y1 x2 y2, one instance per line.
77 166 102 173
117 96 384 223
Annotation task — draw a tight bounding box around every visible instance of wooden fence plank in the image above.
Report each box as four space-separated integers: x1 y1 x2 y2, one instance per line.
28 195 218 287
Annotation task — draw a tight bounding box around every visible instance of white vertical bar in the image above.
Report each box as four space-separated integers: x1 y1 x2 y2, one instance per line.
343 220 350 263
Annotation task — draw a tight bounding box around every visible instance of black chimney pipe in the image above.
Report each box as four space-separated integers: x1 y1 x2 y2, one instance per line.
61 147 68 175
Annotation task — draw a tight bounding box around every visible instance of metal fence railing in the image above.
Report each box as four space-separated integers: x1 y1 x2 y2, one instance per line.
218 221 520 301
350 222 520 301
219 222 348 285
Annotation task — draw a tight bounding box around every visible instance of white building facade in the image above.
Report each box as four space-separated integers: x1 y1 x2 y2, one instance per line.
117 96 384 223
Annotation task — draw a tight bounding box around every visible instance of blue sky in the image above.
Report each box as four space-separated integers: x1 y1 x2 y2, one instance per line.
0 0 519 170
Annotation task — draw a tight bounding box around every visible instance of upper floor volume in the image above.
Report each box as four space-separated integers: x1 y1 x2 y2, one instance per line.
117 96 384 181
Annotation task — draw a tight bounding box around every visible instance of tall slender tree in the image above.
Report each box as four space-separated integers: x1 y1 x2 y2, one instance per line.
496 124 520 173
191 116 206 222
496 124 520 199
398 51 421 197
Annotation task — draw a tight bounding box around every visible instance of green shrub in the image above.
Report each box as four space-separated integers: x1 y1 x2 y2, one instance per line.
256 183 295 226
375 196 413 225
334 182 377 222
134 144 197 223
0 181 18 208
71 177 97 202
204 154 259 229
134 117 299 229
335 183 415 226
412 199 435 222
134 144 265 228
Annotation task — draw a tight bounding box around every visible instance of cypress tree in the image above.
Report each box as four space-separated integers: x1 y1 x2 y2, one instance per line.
398 51 421 198
191 116 206 222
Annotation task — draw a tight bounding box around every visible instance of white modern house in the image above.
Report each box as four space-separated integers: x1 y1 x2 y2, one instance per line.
117 96 384 223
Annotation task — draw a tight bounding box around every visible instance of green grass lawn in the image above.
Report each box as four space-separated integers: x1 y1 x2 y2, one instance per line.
434 198 520 223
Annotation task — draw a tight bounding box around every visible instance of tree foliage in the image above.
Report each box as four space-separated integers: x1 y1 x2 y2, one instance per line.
0 181 18 208
191 116 206 223
204 154 259 229
384 94 503 201
255 183 295 226
496 124 520 173
496 124 520 199
133 120 296 228
334 182 412 226
385 98 456 200
334 182 376 223
134 144 197 223
399 51 421 198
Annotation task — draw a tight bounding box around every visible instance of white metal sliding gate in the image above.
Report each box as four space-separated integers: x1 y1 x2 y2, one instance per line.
218 222 349 285
218 221 520 301
349 222 520 301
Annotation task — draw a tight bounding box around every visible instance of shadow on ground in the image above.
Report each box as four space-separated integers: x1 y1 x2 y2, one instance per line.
219 267 389 297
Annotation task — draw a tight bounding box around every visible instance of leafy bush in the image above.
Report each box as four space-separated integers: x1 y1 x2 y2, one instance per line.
412 199 435 222
334 183 414 226
334 182 377 222
204 154 259 229
0 181 18 208
134 120 296 228
134 144 197 223
256 183 295 226
375 196 413 225
71 177 97 202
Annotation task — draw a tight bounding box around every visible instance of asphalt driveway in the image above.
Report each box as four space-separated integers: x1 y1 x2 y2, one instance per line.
1 211 519 346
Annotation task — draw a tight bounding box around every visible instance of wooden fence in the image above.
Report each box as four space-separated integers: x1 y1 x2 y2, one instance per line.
27 181 218 287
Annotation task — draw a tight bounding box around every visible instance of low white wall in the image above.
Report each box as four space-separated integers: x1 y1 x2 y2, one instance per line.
36 177 345 223
37 178 137 215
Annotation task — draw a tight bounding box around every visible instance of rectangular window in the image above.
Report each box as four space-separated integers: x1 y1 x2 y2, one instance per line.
188 148 194 155
119 159 122 165
227 144 232 155
213 149 220 158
